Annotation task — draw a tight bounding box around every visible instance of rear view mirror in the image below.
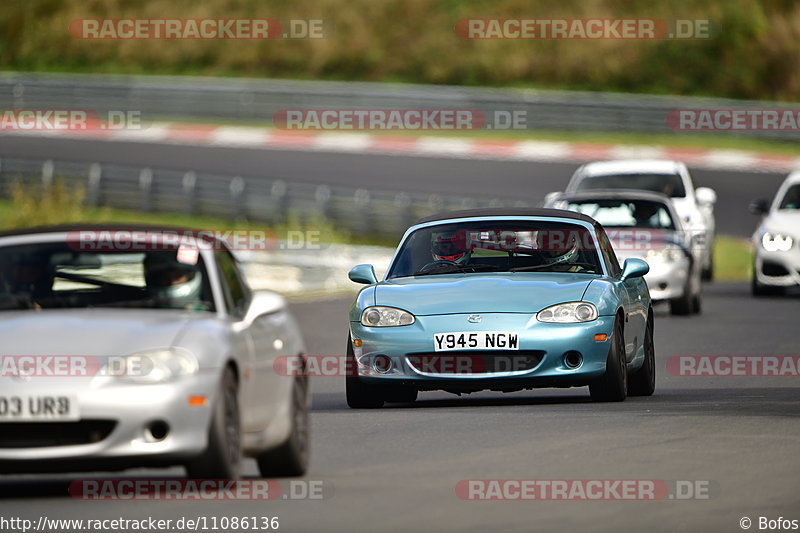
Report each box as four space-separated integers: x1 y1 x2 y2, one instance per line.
695 187 717 206
243 290 285 323
749 198 770 215
620 258 649 281
348 264 378 285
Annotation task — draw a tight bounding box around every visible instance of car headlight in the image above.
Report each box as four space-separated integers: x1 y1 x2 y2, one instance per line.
537 302 598 323
761 232 794 252
361 306 415 327
112 348 199 383
646 246 685 263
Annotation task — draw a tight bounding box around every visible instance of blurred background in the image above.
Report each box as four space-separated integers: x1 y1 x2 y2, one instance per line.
0 0 797 294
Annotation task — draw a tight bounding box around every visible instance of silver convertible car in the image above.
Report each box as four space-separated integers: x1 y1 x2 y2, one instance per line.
0 225 308 479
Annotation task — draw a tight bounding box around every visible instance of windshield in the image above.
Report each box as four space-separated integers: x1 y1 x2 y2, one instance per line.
577 173 686 198
778 184 800 210
0 242 216 312
387 221 603 278
564 199 676 229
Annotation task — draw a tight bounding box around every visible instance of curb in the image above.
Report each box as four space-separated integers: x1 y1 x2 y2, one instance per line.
4 123 799 173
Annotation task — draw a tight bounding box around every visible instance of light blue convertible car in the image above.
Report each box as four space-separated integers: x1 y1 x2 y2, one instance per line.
346 208 654 408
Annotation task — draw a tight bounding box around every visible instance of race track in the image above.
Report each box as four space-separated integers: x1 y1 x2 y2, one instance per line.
0 135 789 237
0 136 798 532
0 285 798 532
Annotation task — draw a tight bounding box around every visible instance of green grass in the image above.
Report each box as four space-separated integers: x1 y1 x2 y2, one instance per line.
0 181 394 247
713 235 753 282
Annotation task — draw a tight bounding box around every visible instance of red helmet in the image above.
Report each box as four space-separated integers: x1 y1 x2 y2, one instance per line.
432 232 465 262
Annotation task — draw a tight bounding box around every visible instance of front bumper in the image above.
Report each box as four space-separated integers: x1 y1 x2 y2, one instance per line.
754 247 800 287
350 313 615 392
0 370 219 472
643 258 690 301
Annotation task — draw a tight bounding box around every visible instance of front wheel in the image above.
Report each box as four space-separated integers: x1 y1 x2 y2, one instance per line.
701 253 714 281
628 315 655 397
345 338 384 408
257 374 310 477
185 366 241 479
589 317 627 402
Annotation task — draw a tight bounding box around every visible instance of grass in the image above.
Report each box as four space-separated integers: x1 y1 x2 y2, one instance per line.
713 235 753 282
0 179 394 246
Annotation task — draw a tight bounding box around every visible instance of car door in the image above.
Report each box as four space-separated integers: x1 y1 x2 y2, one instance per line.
598 228 643 361
216 249 284 431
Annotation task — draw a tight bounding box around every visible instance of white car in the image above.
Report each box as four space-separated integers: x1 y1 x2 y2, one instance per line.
0 225 309 479
750 171 800 295
558 160 717 280
547 190 702 315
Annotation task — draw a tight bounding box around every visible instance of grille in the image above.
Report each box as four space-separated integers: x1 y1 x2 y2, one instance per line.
762 261 790 277
0 420 116 448
405 351 544 374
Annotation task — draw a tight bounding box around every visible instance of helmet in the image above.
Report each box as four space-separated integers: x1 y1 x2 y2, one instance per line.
537 229 581 265
143 252 202 303
431 232 467 262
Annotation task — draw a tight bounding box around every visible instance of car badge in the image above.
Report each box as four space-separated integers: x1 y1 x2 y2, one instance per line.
467 314 482 323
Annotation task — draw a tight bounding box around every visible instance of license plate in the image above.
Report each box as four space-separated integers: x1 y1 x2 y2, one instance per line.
434 331 519 352
0 395 79 422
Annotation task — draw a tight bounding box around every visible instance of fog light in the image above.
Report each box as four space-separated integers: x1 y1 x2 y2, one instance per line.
373 355 392 374
564 351 583 369
144 421 169 442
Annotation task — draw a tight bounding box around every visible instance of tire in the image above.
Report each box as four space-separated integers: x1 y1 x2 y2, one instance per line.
701 253 714 281
384 386 418 404
628 314 655 397
345 338 384 408
691 293 702 314
185 366 241 479
752 271 785 297
590 317 627 402
257 374 310 477
669 285 693 315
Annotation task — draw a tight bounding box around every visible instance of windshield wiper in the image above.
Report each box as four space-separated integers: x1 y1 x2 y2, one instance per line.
412 263 499 276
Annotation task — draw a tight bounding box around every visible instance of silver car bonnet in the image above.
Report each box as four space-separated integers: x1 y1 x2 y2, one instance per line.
0 308 196 355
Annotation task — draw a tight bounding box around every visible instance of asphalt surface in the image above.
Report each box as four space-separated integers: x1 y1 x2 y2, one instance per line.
0 135 790 237
0 136 798 532
0 283 798 532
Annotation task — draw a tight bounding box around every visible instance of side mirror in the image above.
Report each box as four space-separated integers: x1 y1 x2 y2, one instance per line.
620 258 649 281
543 191 562 207
348 264 378 285
695 187 717 206
748 197 770 215
243 290 285 324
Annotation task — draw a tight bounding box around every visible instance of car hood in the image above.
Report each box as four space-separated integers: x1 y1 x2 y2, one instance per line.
0 308 197 355
761 211 800 236
375 273 596 315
